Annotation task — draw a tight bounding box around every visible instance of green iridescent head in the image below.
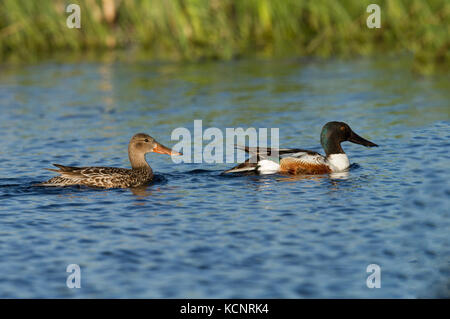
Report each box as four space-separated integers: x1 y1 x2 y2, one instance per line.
320 121 378 156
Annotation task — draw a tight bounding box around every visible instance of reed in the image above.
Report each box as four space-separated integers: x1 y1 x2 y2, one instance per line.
0 0 448 74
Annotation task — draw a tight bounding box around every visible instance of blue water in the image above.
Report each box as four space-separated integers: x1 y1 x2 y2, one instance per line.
0 57 449 298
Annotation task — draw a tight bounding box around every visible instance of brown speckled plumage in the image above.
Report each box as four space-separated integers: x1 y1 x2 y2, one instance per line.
38 133 180 189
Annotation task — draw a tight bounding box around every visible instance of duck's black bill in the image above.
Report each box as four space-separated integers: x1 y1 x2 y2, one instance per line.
348 131 378 147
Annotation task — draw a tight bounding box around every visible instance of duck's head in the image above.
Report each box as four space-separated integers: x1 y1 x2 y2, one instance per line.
129 133 181 156
320 122 378 156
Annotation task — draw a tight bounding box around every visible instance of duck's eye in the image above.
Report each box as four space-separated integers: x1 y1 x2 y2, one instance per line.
340 126 345 131
144 139 149 143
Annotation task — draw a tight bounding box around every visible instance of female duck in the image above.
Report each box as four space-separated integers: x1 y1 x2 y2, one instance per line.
224 121 378 175
39 133 180 188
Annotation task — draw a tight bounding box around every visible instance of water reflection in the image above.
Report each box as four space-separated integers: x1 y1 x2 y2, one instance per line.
98 63 115 114
329 171 350 180
275 170 349 182
129 185 153 197
276 173 328 183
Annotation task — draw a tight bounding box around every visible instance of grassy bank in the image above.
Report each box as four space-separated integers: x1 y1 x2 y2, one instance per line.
0 0 448 74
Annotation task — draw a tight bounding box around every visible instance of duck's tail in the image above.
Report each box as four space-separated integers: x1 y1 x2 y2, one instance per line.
36 164 83 186
223 158 259 174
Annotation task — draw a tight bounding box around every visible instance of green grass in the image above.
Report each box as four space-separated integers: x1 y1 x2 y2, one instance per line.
0 0 448 74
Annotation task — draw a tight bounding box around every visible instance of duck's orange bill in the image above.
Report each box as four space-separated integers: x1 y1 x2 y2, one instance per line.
153 142 182 156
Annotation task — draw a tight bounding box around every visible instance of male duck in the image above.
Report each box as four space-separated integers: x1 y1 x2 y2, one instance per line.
224 121 378 175
39 133 181 188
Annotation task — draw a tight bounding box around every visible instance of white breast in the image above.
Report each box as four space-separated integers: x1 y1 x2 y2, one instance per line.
326 153 350 172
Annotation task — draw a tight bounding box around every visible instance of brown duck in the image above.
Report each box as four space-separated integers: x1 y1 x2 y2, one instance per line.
38 133 181 188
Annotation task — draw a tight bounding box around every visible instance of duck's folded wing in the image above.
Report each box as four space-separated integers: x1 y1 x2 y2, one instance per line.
236 145 320 157
39 164 132 187
224 146 322 174
48 164 129 178
46 164 89 177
